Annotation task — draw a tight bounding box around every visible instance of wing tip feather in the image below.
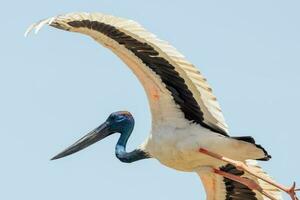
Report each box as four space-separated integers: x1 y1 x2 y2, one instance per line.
25 17 57 37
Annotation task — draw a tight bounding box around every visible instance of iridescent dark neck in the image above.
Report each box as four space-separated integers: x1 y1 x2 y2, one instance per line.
114 119 150 163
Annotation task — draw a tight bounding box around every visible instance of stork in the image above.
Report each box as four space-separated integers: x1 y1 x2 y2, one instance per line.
26 13 298 200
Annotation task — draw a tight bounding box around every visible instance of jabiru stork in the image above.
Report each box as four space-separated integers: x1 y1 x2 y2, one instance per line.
25 13 298 200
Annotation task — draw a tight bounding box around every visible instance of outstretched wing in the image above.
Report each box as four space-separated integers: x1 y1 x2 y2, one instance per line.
197 161 282 200
26 12 229 135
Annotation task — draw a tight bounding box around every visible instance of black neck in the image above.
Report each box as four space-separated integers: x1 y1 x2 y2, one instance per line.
114 122 151 163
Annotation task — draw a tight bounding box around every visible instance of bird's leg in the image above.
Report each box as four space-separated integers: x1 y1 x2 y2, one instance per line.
199 148 299 200
213 168 278 200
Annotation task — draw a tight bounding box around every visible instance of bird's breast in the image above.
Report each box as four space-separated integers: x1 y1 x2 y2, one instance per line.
143 123 225 171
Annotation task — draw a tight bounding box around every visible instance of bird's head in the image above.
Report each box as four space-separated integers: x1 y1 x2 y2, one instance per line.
51 111 134 160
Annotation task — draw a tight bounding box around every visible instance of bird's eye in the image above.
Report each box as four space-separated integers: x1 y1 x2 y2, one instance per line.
115 115 125 121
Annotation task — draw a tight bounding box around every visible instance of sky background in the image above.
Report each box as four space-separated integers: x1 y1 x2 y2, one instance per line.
1 1 299 200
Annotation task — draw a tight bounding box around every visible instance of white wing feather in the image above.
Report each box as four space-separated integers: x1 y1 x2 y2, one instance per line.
197 161 282 200
26 12 229 133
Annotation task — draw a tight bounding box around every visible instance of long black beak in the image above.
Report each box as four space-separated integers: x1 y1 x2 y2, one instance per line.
51 121 112 160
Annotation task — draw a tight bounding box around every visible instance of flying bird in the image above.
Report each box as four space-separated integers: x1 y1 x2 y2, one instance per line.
26 13 298 200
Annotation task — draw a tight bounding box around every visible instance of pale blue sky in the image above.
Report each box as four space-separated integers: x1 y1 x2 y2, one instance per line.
1 1 299 200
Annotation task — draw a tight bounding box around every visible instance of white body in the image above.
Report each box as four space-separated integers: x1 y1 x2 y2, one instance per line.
143 120 264 172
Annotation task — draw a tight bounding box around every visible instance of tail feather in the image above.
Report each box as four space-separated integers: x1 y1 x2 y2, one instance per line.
232 136 272 161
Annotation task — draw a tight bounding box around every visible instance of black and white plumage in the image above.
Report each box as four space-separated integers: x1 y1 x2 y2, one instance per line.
26 13 283 200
